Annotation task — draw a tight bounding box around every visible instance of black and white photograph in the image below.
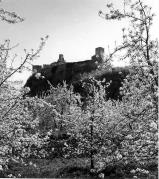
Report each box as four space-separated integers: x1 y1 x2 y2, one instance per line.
0 0 158 178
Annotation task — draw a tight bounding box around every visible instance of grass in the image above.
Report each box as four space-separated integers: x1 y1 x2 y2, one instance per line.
7 157 158 178
8 157 93 178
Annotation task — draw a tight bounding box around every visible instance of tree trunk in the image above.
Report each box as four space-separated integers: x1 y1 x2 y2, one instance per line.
90 116 94 169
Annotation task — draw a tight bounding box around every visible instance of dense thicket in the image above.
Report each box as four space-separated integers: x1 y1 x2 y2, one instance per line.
24 63 129 100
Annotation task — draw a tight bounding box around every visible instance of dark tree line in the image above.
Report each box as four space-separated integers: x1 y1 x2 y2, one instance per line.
24 58 129 100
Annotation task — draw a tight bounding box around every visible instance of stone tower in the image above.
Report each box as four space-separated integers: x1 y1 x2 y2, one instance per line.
57 54 65 64
91 47 105 63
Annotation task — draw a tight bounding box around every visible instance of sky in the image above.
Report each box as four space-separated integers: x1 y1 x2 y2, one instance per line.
0 0 159 82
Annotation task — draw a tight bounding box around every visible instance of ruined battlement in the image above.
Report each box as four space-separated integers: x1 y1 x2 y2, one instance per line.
25 47 129 99
32 47 105 74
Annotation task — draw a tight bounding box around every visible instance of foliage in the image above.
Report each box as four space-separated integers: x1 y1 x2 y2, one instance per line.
96 0 158 176
44 79 124 170
36 83 82 158
0 2 49 177
0 6 24 24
